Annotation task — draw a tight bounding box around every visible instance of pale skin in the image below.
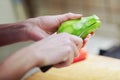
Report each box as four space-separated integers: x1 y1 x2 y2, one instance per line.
0 13 92 80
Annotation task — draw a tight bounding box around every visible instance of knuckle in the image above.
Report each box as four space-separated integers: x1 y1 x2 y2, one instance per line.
65 40 72 45
66 12 74 16
65 13 74 19
60 32 69 36
59 33 70 40
65 46 72 54
77 38 83 48
79 38 83 43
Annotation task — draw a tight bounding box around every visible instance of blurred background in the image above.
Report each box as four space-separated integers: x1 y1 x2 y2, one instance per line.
0 0 120 61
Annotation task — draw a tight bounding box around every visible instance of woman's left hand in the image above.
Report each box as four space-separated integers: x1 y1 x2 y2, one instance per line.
22 13 82 41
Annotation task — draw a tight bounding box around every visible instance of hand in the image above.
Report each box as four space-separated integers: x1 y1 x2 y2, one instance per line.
27 33 83 68
22 13 82 41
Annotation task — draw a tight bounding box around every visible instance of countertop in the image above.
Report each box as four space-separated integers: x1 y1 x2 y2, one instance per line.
24 55 120 80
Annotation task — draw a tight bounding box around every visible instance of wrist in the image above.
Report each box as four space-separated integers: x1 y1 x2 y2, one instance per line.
15 22 30 41
19 47 39 68
0 46 39 80
0 22 28 46
27 45 44 67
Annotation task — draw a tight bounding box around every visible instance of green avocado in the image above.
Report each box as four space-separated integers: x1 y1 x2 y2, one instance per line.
57 15 101 39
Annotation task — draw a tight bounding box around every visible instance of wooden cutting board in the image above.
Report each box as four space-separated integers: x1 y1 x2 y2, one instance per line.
25 55 120 80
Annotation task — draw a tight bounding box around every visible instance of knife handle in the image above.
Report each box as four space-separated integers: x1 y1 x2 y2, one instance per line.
40 49 87 72
40 65 53 72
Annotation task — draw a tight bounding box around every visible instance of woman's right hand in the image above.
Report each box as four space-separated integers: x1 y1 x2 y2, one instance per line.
28 33 83 68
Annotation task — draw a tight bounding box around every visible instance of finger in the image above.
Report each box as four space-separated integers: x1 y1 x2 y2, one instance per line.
82 34 92 47
70 41 80 57
59 33 83 49
69 35 83 49
85 34 91 41
54 53 74 68
57 13 83 23
63 13 83 19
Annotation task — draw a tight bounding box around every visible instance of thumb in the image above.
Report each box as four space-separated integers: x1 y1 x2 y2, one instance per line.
57 13 83 23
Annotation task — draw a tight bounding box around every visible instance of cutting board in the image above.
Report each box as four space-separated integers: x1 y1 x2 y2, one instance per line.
25 55 120 80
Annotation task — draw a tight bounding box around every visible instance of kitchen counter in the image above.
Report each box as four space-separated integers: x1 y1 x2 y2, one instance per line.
25 55 120 80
